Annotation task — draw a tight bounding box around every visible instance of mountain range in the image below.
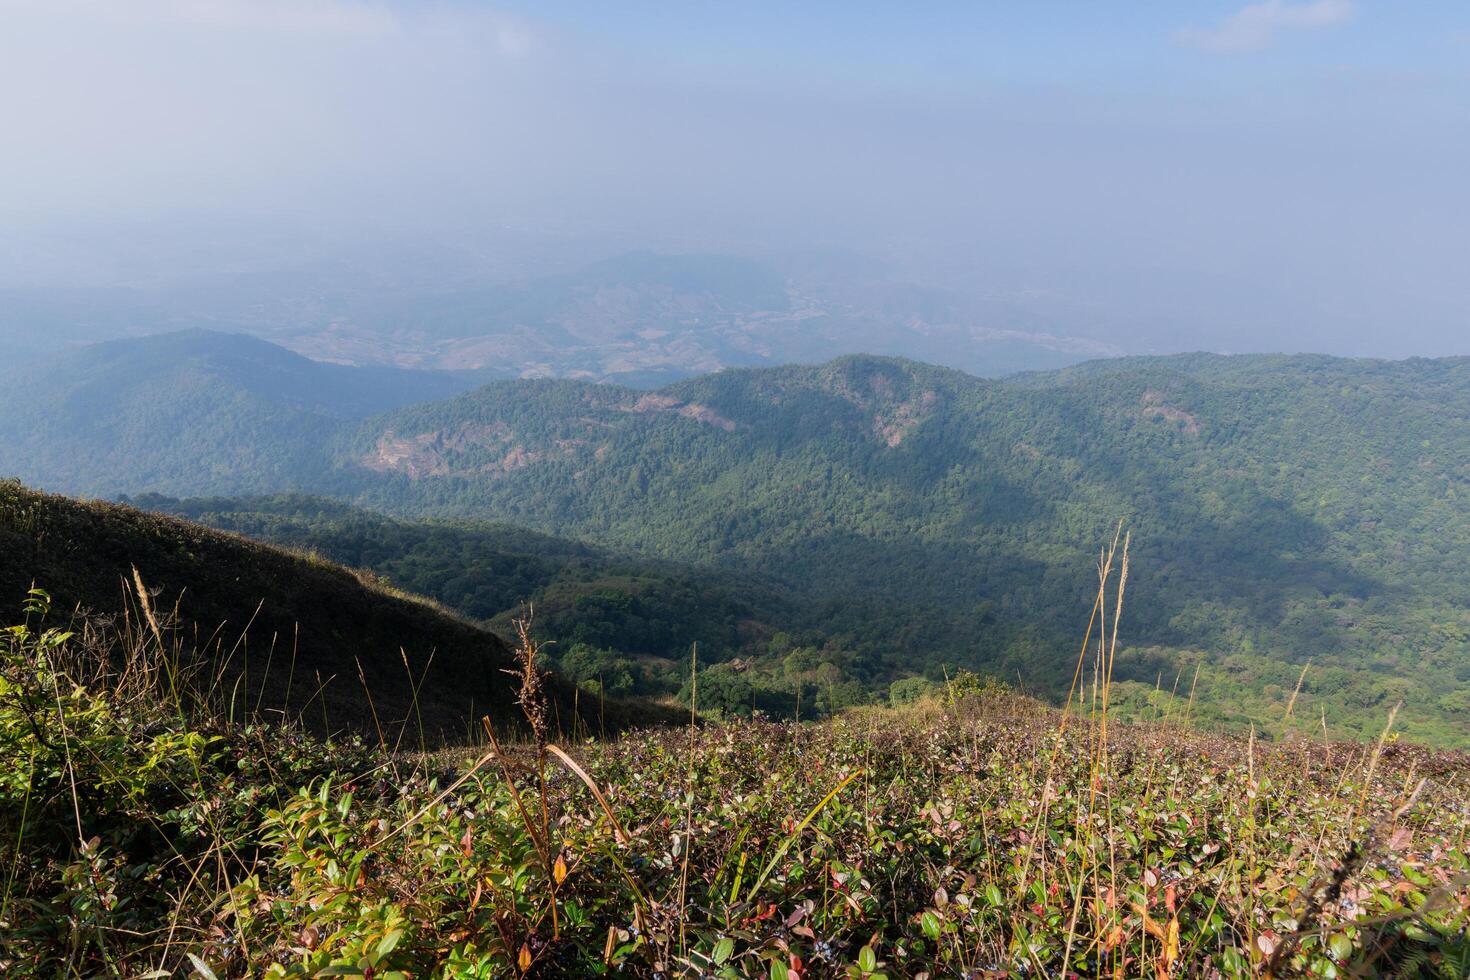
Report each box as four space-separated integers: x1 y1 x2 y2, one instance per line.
3 251 1106 385
4 329 1469 743
0 330 494 495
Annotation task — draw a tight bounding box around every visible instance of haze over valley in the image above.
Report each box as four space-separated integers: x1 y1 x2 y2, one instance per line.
4 2 1468 379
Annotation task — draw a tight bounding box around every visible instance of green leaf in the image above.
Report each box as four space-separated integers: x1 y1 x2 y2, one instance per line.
186 955 221 980
378 927 404 957
858 946 877 973
921 910 942 940
745 768 863 902
770 961 790 980
713 937 735 964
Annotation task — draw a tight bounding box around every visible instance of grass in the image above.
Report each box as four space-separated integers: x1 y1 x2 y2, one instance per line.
2 571 1468 978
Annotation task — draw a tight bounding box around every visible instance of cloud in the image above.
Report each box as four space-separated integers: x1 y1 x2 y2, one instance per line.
163 0 399 37
0 0 402 36
0 0 557 225
1176 0 1354 52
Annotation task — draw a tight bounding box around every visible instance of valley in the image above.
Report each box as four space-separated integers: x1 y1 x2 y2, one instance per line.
2 251 1108 387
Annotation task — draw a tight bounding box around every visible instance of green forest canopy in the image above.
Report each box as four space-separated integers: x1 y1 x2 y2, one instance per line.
84 349 1470 745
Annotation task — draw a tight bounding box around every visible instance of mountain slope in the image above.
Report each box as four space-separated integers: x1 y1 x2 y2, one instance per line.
0 330 487 496
344 352 1470 605
0 480 674 743
131 492 819 703
329 354 1470 742
9 338 1470 742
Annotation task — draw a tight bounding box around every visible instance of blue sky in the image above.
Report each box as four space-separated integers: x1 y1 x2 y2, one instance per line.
0 1 1467 355
490 2 1467 83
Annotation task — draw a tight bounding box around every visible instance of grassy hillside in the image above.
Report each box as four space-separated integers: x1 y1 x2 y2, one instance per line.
5 604 1467 975
0 329 487 496
0 480 676 743
2 477 1465 976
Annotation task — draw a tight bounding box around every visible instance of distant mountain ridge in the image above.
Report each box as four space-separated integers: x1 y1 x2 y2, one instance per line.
6 250 1104 385
0 330 491 496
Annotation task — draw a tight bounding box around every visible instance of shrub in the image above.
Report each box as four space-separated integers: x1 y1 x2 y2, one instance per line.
887 675 936 706
943 668 1011 704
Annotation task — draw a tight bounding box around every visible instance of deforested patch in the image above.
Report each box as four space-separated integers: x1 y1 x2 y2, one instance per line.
1141 389 1201 435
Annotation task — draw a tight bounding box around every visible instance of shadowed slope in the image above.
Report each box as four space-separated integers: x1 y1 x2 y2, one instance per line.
0 480 678 743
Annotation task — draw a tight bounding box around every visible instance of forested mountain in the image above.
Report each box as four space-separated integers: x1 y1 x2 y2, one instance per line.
320 353 1470 743
0 481 672 742
0 330 491 496
134 492 827 711
7 335 1470 742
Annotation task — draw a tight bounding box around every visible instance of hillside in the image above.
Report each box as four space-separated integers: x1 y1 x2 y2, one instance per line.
8 339 1470 743
132 492 826 708
0 480 673 743
5 331 1470 978
0 329 489 496
7 637 1469 976
328 354 1470 742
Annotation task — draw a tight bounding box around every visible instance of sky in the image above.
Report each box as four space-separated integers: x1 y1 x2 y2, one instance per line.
1 0 1467 356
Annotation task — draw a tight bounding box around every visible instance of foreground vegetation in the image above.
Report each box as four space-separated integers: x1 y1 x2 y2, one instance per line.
4 579 1467 977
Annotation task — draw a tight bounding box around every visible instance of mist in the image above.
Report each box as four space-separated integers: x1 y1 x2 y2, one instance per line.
2 0 1468 359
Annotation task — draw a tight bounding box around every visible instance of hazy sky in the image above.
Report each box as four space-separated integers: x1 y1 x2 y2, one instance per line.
2 1 1468 356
